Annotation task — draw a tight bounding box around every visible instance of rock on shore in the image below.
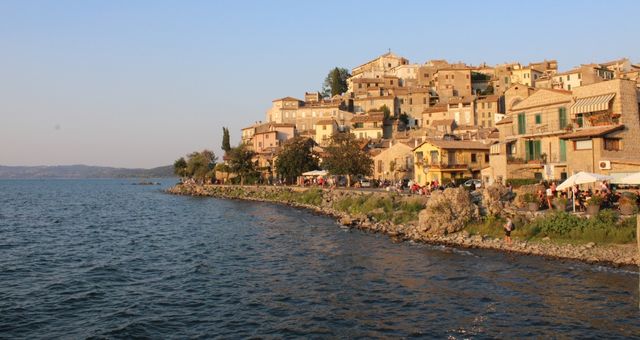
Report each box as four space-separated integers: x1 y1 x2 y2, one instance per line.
167 184 639 267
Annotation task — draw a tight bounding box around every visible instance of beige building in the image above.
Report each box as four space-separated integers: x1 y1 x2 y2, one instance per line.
422 103 450 128
475 95 502 128
413 139 490 185
395 87 430 127
314 119 339 146
539 64 615 91
351 111 386 140
251 123 296 154
435 68 473 100
372 141 414 181
489 88 573 183
447 96 476 126
561 79 640 178
266 95 354 133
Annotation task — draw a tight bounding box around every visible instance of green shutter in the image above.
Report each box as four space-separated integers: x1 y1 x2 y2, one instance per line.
534 140 541 160
559 139 567 162
518 113 526 134
535 113 541 124
558 107 567 129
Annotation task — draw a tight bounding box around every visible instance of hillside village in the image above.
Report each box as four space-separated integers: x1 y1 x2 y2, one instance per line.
237 52 640 186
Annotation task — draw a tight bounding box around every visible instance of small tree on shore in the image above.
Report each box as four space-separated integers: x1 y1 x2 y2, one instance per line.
275 137 319 184
227 144 256 185
322 133 373 187
185 149 217 183
173 157 188 178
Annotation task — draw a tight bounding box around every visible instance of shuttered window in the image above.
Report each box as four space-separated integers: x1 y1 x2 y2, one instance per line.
518 113 526 134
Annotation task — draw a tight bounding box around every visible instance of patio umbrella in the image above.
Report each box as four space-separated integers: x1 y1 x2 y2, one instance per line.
615 172 640 185
556 171 613 191
556 172 613 212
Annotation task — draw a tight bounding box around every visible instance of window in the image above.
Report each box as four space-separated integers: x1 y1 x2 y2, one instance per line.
471 153 477 163
575 140 593 150
430 151 439 164
484 154 490 162
525 140 542 161
567 84 571 90
604 138 621 151
567 74 571 81
451 75 455 80
518 112 526 134
504 76 509 84
576 114 584 127
358 83 362 89
488 102 492 109
559 139 567 162
423 98 427 104
535 113 542 124
390 80 394 85
558 107 567 129
409 98 413 105
322 125 327 130
378 160 384 173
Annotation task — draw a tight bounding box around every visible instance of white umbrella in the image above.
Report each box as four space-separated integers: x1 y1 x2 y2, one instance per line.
615 172 640 185
556 171 613 212
556 171 613 191
301 170 328 176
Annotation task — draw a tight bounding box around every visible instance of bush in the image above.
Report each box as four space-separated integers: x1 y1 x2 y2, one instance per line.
525 210 636 244
507 178 540 187
298 188 323 205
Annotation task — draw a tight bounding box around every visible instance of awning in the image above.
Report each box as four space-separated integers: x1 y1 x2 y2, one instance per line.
570 93 615 114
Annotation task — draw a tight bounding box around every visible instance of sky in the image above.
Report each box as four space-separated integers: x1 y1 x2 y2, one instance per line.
1 0 639 168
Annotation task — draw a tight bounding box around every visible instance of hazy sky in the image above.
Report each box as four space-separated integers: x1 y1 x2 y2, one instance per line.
1 0 639 168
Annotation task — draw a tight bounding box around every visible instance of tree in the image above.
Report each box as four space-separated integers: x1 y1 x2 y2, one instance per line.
173 157 187 178
226 144 256 185
221 127 231 152
398 113 410 125
322 133 373 187
322 67 350 97
185 149 217 183
275 137 319 184
378 104 391 119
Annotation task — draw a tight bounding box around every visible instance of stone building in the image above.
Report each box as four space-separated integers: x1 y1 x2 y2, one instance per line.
351 111 386 140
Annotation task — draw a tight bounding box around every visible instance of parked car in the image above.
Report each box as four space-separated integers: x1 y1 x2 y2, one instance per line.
464 179 482 189
359 178 371 188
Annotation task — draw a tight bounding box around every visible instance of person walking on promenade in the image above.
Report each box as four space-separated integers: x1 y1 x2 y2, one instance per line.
503 218 514 244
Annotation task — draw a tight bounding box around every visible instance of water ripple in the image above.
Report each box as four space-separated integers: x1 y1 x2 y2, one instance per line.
0 179 638 339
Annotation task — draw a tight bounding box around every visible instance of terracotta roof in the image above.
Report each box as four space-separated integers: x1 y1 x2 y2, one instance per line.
423 103 448 113
352 113 385 123
315 119 336 125
476 95 500 102
560 125 624 139
272 96 303 102
495 116 513 125
448 96 473 104
418 139 490 150
431 119 455 126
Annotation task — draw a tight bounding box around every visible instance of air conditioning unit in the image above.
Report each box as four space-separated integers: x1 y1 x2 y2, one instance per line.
598 160 611 170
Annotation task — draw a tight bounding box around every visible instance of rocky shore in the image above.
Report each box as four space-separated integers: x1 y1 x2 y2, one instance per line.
167 184 639 268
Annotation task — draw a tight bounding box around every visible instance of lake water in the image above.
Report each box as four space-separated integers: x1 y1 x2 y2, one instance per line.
1 179 638 338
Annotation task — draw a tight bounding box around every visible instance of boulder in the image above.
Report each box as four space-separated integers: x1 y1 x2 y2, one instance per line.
417 187 479 236
480 184 514 216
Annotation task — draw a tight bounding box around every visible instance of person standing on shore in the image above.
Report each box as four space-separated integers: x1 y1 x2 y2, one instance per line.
503 218 514 244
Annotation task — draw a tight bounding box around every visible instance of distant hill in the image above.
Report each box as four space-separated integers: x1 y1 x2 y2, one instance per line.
0 164 175 179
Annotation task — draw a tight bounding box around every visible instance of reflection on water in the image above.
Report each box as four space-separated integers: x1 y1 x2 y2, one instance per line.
0 179 638 339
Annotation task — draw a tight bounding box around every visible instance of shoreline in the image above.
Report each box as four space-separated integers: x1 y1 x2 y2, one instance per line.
167 184 639 269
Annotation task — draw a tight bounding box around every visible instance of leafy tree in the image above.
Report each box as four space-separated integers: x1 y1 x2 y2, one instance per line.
221 127 231 152
480 85 494 95
322 133 373 187
322 67 350 97
379 104 391 119
275 137 319 184
398 113 409 125
185 150 217 182
226 144 256 185
173 157 188 177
